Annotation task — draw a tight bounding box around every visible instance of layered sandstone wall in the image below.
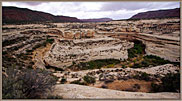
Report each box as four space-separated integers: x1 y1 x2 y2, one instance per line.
44 37 133 69
96 18 180 62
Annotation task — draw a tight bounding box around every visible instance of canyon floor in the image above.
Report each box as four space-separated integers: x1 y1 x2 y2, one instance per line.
2 18 180 99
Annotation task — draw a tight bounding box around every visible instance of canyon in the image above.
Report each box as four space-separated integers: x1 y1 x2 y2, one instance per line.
2 7 180 99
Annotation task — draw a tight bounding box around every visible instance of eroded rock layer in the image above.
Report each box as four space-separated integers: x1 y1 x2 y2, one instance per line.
97 18 180 62
44 37 133 69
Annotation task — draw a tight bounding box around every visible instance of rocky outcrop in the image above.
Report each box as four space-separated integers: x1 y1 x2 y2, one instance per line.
52 84 180 99
53 64 179 84
44 37 133 69
99 32 180 62
63 30 95 39
2 30 48 54
135 33 180 62
98 18 180 36
97 18 180 62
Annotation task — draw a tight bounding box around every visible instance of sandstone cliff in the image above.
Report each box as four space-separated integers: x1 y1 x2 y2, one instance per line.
44 37 133 69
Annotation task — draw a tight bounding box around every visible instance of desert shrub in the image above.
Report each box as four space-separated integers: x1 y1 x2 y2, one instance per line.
45 65 64 71
133 72 151 81
151 72 180 92
60 78 67 84
32 42 45 50
131 63 143 68
2 51 7 55
46 38 54 44
125 84 141 92
83 75 96 84
3 67 58 99
47 95 63 99
133 84 141 90
70 80 86 85
140 72 151 81
122 65 127 68
101 85 108 89
26 49 33 53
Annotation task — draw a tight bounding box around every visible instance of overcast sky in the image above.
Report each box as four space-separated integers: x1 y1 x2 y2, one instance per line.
2 2 180 20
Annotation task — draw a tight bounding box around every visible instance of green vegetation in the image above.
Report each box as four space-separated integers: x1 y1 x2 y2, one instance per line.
83 75 96 84
45 65 64 71
32 38 54 50
70 80 86 85
70 75 96 85
151 72 180 92
26 49 33 53
47 95 63 99
133 72 151 81
142 55 170 66
46 38 54 44
73 59 120 70
126 40 178 68
128 40 145 58
131 55 176 68
60 78 67 84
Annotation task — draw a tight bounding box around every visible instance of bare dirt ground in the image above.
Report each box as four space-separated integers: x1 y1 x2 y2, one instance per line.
104 79 152 93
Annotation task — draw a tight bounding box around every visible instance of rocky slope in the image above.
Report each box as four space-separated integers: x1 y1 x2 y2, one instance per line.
130 8 180 19
52 84 179 99
53 64 179 84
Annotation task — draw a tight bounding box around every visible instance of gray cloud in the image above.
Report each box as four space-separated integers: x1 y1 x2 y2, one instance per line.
2 2 180 20
16 2 44 6
100 2 179 11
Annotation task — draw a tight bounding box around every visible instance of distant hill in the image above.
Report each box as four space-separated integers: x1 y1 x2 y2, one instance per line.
2 6 81 24
130 8 180 19
2 6 112 24
80 18 112 22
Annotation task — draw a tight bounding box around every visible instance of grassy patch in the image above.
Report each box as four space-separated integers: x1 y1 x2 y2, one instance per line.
131 55 176 68
73 59 120 70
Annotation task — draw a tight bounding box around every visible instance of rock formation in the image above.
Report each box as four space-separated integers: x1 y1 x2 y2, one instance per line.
97 18 180 62
44 37 133 69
